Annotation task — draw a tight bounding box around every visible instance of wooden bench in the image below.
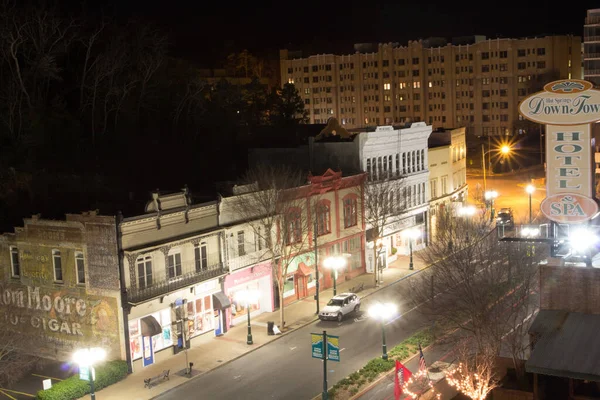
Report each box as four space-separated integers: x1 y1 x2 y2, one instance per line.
144 369 170 388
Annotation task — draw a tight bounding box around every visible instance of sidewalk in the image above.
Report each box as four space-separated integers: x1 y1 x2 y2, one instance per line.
77 254 429 400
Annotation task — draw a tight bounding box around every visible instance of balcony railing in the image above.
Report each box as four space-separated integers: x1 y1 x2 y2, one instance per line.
127 262 225 304
585 35 600 42
585 69 600 76
585 53 600 59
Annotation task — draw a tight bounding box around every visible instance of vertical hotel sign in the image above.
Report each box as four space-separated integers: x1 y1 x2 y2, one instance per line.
519 79 600 223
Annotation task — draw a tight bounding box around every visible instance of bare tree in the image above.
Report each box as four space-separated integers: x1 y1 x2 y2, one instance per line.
445 341 500 400
226 164 314 329
410 217 543 381
0 311 42 387
361 175 405 287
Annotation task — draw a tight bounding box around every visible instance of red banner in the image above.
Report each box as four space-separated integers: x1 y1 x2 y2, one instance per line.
394 360 412 399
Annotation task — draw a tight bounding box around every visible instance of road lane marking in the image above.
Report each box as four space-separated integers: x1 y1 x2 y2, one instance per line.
0 388 35 397
289 346 297 351
233 375 242 380
340 348 346 352
0 389 17 400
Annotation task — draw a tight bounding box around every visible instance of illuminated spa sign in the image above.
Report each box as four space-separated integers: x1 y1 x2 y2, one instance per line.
519 79 600 223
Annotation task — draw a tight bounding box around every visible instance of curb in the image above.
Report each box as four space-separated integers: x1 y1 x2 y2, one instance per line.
148 268 429 400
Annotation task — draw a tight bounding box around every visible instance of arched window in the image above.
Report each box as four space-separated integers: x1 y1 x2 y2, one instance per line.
343 195 358 228
316 201 331 236
285 208 302 244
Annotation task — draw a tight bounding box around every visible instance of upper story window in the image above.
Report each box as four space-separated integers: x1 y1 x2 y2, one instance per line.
75 251 85 284
10 246 20 277
137 255 153 289
285 209 302 245
316 201 331 236
343 196 358 228
52 249 63 282
195 243 208 272
237 231 246 256
167 251 182 279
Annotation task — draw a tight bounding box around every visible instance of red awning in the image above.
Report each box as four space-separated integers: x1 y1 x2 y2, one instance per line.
295 262 314 276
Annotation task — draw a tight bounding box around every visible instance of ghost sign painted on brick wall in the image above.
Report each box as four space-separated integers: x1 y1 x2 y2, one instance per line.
519 79 600 223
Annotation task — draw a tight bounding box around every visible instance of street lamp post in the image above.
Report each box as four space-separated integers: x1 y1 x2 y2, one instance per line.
368 302 398 360
481 144 511 193
403 228 421 270
526 185 535 224
323 256 346 296
73 347 106 400
484 190 498 222
235 289 261 345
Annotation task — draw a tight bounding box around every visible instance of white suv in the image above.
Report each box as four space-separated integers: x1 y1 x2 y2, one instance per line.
319 293 361 322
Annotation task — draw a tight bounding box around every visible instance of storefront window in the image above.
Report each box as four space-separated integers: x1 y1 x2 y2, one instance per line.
229 283 261 317
184 295 214 338
283 275 295 297
129 309 172 361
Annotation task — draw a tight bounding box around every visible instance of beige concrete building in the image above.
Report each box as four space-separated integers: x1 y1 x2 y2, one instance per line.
584 9 600 87
280 35 581 136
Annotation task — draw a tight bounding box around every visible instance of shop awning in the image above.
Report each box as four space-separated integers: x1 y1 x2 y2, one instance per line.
526 310 600 382
140 315 162 337
295 262 313 276
213 291 231 309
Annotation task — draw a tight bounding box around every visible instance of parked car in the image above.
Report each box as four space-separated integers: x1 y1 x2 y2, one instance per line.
318 293 361 322
496 208 514 228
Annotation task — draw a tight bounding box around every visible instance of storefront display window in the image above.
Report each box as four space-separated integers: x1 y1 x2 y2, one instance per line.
283 275 295 297
183 295 214 338
129 309 172 361
229 283 261 316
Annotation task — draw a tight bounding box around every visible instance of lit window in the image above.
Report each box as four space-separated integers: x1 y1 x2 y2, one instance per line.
384 83 391 90
428 82 432 88
288 78 294 84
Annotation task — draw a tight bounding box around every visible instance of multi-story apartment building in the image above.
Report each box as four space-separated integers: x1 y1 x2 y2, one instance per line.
584 9 600 87
280 35 581 136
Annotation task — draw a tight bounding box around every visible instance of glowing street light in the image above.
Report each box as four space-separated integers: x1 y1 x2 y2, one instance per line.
526 185 535 224
569 228 599 254
368 302 398 360
323 256 347 296
481 144 512 192
73 347 106 400
234 289 261 345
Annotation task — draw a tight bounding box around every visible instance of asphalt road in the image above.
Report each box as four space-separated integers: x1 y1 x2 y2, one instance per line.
154 272 434 400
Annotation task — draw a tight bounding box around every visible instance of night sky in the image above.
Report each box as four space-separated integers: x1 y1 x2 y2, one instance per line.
53 1 600 61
